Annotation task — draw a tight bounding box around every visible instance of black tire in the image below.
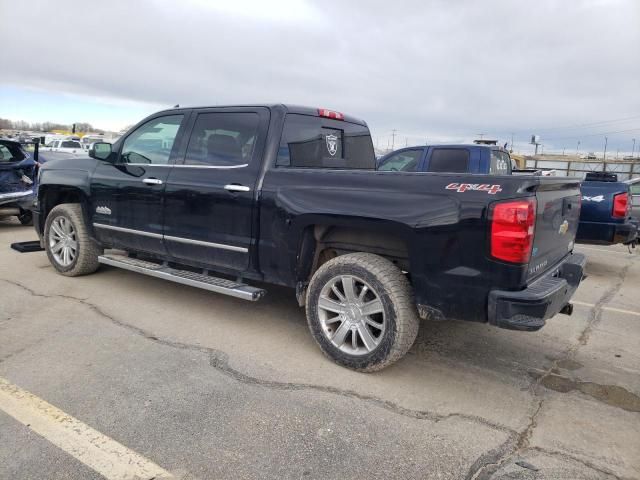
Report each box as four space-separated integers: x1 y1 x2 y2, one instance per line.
18 209 33 226
306 253 419 372
44 203 102 276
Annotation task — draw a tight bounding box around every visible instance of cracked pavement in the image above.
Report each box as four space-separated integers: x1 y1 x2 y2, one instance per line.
1 218 639 479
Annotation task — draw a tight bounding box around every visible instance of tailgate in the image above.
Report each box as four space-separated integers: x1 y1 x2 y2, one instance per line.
580 182 629 223
527 179 581 280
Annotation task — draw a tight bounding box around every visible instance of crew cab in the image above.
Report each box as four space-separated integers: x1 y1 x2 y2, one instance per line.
377 144 514 174
34 105 585 371
576 172 638 246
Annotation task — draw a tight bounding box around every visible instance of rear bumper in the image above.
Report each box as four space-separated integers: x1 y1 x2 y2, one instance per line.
576 220 638 245
0 190 34 215
488 253 586 331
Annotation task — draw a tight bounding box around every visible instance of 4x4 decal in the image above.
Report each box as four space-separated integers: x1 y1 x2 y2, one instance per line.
445 183 503 195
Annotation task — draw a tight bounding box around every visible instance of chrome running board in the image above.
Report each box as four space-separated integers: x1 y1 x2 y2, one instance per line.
98 253 265 301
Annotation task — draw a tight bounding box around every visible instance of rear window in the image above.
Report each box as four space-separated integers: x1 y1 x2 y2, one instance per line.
276 114 375 169
61 141 81 148
428 148 469 173
0 142 26 162
490 150 511 175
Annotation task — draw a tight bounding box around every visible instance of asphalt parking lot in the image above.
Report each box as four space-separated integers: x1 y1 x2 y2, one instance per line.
0 218 639 480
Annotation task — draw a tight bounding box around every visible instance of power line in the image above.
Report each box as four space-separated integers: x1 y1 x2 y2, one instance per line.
532 114 640 133
544 127 640 141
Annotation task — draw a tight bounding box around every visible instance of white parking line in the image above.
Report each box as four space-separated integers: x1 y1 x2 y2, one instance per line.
575 246 635 256
0 377 173 480
572 300 640 317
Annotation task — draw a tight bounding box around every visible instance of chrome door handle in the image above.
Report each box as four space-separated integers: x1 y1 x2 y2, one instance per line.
224 184 250 192
142 178 163 185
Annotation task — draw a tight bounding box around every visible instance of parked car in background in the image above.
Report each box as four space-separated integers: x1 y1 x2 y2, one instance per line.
377 144 513 175
0 138 36 225
626 177 640 218
46 139 86 155
576 172 638 246
81 135 107 150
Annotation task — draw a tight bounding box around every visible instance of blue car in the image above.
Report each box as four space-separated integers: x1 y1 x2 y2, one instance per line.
0 138 37 225
377 144 513 175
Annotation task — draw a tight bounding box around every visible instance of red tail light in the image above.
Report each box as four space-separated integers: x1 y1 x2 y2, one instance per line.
318 108 344 120
490 198 536 263
612 192 629 218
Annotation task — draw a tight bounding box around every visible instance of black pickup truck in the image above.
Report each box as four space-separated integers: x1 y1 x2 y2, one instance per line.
34 104 586 371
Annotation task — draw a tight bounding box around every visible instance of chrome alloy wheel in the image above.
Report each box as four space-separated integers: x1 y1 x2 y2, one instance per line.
317 275 386 355
48 216 78 267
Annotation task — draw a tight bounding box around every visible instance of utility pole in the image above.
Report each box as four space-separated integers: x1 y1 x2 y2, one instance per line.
632 138 636 158
476 133 486 140
405 138 408 147
616 149 619 160
510 133 514 153
603 136 608 161
576 141 580 156
391 129 397 150
562 147 565 156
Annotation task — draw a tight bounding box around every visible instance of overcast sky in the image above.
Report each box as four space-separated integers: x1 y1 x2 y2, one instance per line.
1 0 639 154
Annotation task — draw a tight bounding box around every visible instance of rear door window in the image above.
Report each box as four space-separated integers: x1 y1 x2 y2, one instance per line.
377 149 421 171
184 112 259 167
276 114 375 169
427 148 470 173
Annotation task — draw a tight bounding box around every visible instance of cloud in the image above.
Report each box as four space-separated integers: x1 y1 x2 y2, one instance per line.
1 0 639 152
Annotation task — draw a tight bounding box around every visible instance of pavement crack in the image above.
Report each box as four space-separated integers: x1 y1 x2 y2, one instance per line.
466 258 636 480
0 278 516 436
529 447 628 480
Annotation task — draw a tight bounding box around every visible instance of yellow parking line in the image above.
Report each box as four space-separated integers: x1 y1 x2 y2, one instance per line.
572 300 640 317
0 377 173 480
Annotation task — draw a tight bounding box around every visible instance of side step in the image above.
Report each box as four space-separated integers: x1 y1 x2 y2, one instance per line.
98 254 266 301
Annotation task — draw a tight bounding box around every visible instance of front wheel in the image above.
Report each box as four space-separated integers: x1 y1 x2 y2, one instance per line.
306 253 419 372
44 203 102 276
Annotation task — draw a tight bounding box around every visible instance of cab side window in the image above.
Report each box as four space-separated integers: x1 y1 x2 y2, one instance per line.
121 115 184 165
377 149 421 171
184 112 259 167
428 148 469 173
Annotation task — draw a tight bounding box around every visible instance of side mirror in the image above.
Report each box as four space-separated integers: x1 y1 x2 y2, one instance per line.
89 142 113 161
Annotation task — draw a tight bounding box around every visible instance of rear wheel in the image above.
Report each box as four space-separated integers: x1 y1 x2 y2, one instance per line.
306 253 419 372
44 203 102 276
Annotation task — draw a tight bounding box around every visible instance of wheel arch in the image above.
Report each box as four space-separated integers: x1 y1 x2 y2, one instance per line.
38 185 93 239
294 217 414 284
